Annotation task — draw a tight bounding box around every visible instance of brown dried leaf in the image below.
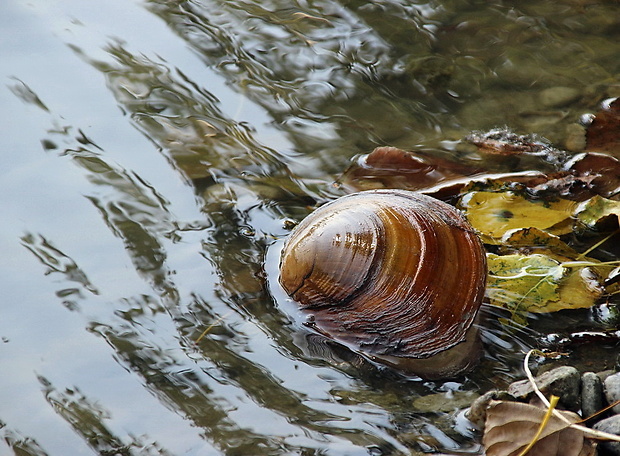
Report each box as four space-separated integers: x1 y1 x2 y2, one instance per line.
586 97 620 154
483 400 596 456
566 152 620 199
338 146 481 192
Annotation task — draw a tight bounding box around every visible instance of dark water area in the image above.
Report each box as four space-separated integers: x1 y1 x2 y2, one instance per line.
2 1 620 454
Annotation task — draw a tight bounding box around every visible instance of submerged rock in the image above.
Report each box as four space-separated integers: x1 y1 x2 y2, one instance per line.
412 390 479 413
539 86 581 108
564 123 587 152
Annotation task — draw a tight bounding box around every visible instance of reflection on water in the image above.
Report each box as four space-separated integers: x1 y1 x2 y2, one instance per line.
1 0 620 454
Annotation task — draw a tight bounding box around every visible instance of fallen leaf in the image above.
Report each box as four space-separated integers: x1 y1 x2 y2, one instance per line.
565 152 620 199
337 146 480 192
487 253 561 320
483 400 596 456
524 172 598 201
460 191 576 243
499 227 580 259
486 253 604 318
499 228 618 295
575 194 620 229
459 162 615 203
466 128 567 167
420 170 546 201
585 97 620 155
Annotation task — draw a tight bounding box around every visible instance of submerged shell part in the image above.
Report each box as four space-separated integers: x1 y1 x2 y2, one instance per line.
279 189 487 368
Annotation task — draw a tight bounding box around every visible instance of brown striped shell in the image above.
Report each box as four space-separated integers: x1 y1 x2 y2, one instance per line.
279 189 487 378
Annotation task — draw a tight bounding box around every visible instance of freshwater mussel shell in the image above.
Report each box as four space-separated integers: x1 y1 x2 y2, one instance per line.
279 189 487 361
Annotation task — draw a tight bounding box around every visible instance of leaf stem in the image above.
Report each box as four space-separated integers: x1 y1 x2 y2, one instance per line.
577 228 620 260
561 259 620 268
517 395 560 456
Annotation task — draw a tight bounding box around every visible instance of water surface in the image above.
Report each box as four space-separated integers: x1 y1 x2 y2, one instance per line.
2 0 620 454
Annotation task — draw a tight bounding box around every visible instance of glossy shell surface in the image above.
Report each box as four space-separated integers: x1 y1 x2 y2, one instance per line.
279 189 487 360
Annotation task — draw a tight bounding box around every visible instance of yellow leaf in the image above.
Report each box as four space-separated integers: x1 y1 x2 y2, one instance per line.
460 191 576 243
576 195 620 229
487 253 603 317
499 227 580 259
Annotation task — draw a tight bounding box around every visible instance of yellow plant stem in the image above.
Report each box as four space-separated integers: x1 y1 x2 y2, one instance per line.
195 312 230 344
562 259 620 269
577 228 620 260
517 395 560 456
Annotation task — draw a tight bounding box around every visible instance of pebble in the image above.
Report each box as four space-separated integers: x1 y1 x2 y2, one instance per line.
594 415 620 456
539 86 581 108
598 370 616 384
507 365 581 411
412 390 479 413
466 390 512 428
605 372 620 414
581 372 603 421
564 123 586 152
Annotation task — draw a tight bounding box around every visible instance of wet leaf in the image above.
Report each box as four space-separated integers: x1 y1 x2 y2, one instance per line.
460 191 576 243
487 254 561 318
499 227 580 259
458 163 614 203
337 146 480 192
565 152 620 199
486 253 604 317
483 400 596 456
576 195 620 229
585 98 620 155
523 172 597 201
420 170 547 201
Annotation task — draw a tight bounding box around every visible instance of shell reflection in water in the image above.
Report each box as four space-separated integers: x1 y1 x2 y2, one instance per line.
279 189 487 379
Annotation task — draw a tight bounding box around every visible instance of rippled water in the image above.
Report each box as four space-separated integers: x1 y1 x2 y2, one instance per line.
2 1 620 454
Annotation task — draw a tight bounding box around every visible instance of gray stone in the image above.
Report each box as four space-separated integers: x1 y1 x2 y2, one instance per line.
581 372 603 421
594 415 620 456
466 389 512 429
598 370 616 383
508 366 581 411
539 86 581 108
604 372 620 414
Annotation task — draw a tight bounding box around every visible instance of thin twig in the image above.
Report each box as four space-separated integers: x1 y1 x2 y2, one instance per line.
579 399 620 424
195 312 230 344
523 349 620 442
